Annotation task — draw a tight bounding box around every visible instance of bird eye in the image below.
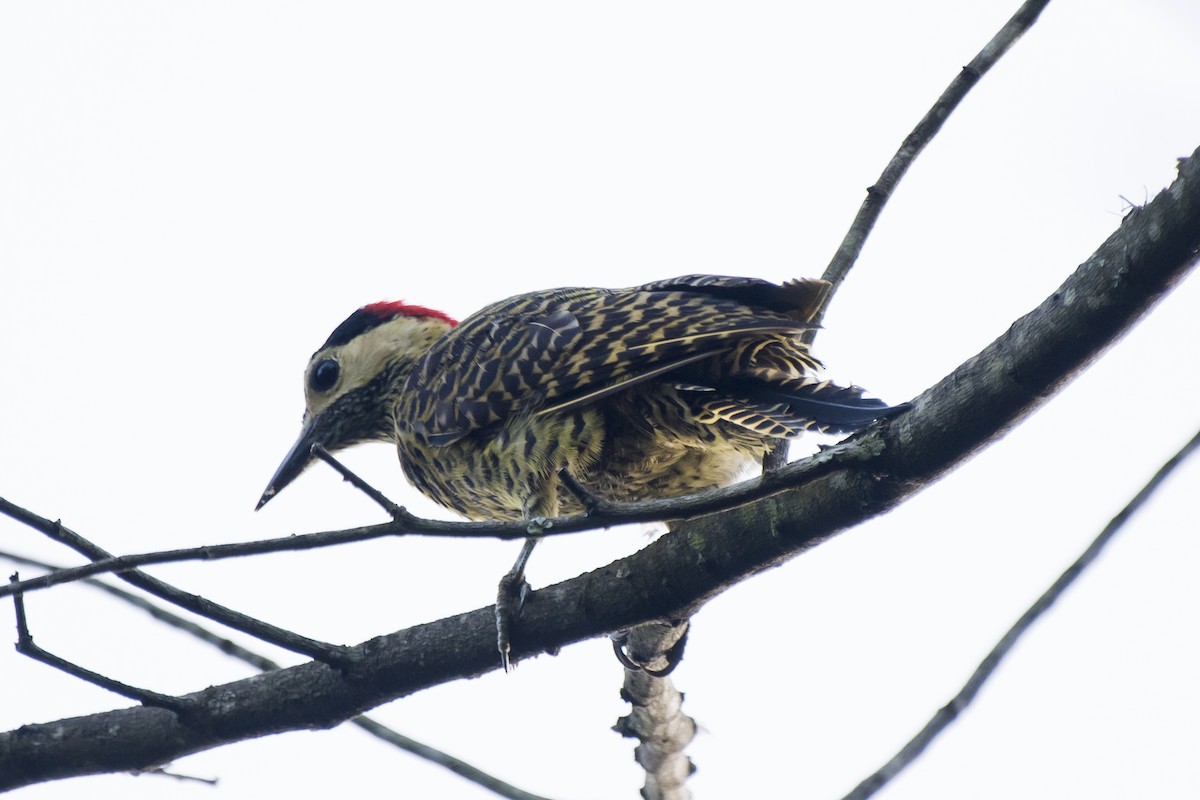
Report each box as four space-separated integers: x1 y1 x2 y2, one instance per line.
309 358 340 392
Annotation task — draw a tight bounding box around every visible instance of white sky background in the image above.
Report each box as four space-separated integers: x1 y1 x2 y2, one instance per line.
2 1 1199 798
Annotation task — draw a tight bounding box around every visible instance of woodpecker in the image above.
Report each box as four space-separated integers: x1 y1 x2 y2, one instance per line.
258 274 900 668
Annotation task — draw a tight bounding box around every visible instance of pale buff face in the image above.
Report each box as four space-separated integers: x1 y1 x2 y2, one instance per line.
301 315 452 421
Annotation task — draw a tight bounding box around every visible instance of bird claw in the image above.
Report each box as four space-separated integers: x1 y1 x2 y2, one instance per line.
525 517 551 535
611 628 689 677
611 631 644 671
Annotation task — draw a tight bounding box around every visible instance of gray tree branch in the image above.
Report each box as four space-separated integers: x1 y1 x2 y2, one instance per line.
1 149 1197 791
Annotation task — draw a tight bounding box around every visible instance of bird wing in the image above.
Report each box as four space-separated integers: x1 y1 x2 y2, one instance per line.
406 275 827 446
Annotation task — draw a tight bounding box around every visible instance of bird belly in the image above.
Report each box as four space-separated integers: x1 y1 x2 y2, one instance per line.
578 422 762 505
396 408 606 521
396 390 775 521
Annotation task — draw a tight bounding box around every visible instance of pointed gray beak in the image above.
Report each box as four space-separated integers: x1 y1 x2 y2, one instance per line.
256 416 321 510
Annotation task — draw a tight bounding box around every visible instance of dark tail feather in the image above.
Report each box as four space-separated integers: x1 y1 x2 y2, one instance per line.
781 391 898 432
743 378 904 433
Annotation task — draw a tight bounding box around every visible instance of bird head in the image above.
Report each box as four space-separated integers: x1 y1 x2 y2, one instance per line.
256 300 456 510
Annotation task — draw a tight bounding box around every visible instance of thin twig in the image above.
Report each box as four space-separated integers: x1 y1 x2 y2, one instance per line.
1 549 280 672
0 550 557 800
842 426 1200 800
351 717 556 800
0 430 885 600
8 574 196 713
813 0 1052 324
138 768 219 786
0 508 354 665
311 443 413 521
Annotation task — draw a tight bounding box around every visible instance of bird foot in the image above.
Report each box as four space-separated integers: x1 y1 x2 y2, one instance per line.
496 571 532 672
495 536 540 671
